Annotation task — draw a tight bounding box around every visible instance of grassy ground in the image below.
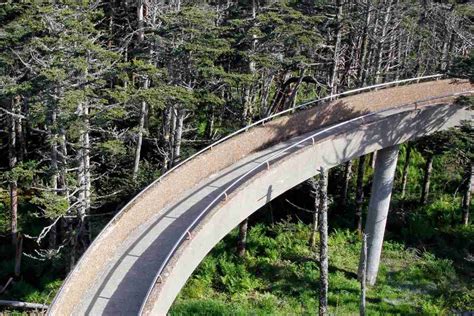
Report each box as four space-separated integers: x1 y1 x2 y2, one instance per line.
170 221 473 315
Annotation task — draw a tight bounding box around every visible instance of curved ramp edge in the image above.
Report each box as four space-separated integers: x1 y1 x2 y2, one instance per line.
48 79 472 315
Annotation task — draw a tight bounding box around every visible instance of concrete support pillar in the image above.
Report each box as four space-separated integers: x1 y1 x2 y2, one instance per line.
363 145 399 285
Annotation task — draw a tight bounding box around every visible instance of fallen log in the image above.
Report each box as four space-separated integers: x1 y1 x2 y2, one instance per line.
0 300 48 310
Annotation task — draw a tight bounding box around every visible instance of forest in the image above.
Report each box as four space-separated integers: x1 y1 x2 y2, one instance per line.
0 0 473 314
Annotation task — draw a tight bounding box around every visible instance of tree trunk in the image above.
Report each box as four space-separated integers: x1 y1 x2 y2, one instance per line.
133 0 149 179
309 177 320 248
440 30 453 72
370 151 377 169
9 182 18 246
49 109 59 249
318 168 329 316
414 0 428 76
172 107 184 167
420 154 433 205
374 0 393 84
8 98 18 246
14 234 22 278
341 160 353 207
75 102 91 258
169 105 177 168
287 68 306 110
161 105 172 172
237 218 248 257
330 0 343 95
58 128 70 247
358 1 372 86
0 300 48 310
137 0 145 42
395 29 404 81
400 144 411 199
462 162 472 226
205 104 215 139
260 74 273 118
360 233 367 316
133 79 149 180
355 155 367 233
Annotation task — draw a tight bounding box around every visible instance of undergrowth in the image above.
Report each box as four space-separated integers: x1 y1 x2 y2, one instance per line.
171 222 473 315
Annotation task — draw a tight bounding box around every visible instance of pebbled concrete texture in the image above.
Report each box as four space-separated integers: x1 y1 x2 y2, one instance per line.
48 79 472 315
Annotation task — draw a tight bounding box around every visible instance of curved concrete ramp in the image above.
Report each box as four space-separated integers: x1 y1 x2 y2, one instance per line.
49 79 472 315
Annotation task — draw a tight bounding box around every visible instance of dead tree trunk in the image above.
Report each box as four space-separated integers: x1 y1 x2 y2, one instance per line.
357 1 372 87
318 168 329 316
309 176 320 248
341 160 353 207
374 0 393 84
132 0 149 179
420 154 433 205
8 98 19 247
355 155 367 233
286 68 306 110
462 162 472 226
75 102 91 261
161 105 172 172
237 218 249 257
330 0 343 95
133 79 149 180
172 107 185 166
400 144 412 199
14 234 22 278
49 108 59 248
360 233 367 316
370 151 377 170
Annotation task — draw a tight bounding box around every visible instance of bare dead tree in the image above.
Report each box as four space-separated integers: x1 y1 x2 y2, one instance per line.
318 167 329 316
462 162 472 226
400 143 412 199
309 176 320 248
355 155 367 233
360 233 367 316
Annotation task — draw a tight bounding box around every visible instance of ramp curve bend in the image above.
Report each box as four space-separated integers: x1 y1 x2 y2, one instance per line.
49 78 473 315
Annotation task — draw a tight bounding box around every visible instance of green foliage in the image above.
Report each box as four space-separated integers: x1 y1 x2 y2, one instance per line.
449 51 474 82
1 161 38 184
30 191 69 219
172 223 473 314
